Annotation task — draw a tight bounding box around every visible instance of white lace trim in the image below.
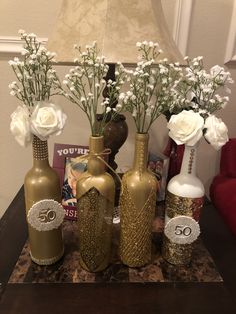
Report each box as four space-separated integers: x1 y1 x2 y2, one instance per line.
27 199 65 231
164 215 200 245
30 248 64 265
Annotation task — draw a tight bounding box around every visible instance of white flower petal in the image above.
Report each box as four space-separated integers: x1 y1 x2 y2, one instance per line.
204 115 228 150
168 110 204 146
10 105 32 147
30 102 67 140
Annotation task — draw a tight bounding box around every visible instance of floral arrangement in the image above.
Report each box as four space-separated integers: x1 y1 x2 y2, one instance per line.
61 42 126 137
9 30 66 146
167 56 234 150
119 41 183 133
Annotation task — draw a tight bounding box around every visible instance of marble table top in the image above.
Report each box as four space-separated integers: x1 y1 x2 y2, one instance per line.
9 207 222 284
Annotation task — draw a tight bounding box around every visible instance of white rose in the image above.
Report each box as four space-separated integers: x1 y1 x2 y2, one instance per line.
10 105 32 147
204 115 228 150
168 110 204 146
31 102 67 140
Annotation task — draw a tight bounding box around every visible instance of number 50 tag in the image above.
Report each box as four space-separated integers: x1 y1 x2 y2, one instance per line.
164 215 200 245
28 199 65 232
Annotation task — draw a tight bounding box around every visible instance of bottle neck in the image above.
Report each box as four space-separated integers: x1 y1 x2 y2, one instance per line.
180 145 197 176
133 133 149 172
32 135 49 167
87 136 105 175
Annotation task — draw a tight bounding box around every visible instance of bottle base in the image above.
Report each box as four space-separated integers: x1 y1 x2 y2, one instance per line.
121 258 150 268
79 256 109 272
30 248 64 265
162 236 192 266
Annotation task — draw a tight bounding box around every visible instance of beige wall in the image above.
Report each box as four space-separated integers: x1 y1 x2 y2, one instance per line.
0 0 235 217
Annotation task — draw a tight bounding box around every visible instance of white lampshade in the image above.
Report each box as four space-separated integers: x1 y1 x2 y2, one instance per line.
47 0 184 65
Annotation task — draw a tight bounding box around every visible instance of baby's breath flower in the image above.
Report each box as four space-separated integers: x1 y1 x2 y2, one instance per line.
60 42 127 136
119 93 125 100
167 56 233 151
18 29 25 35
119 41 183 133
9 31 61 107
181 57 234 113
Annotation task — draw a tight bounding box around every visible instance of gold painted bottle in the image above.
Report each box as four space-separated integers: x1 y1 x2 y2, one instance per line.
120 133 157 267
162 144 204 265
24 135 64 265
76 136 115 272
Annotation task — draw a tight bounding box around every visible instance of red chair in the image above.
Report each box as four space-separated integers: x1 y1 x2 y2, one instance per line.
210 139 236 236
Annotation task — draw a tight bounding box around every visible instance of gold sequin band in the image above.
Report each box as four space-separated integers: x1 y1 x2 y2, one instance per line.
162 191 204 265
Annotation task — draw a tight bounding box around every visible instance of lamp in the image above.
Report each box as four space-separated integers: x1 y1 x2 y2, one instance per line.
47 0 183 65
47 0 184 204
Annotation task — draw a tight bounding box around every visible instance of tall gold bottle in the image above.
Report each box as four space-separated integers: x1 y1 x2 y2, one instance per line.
76 136 115 272
24 135 64 265
120 133 157 267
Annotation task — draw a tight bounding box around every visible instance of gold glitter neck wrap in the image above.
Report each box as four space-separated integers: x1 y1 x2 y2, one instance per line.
133 133 149 172
119 133 157 267
162 191 204 265
32 135 48 160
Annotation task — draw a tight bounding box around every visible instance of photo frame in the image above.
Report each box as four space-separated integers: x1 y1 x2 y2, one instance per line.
148 152 169 202
53 143 89 220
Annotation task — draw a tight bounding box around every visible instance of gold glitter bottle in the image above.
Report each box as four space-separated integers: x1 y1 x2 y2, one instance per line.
120 133 157 267
76 136 115 272
24 135 64 265
162 144 204 265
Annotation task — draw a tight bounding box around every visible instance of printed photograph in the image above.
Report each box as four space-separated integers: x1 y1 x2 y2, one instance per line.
62 156 88 207
148 152 169 202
